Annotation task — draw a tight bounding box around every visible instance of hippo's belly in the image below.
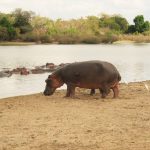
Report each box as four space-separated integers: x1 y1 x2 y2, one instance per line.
73 82 102 89
67 77 118 89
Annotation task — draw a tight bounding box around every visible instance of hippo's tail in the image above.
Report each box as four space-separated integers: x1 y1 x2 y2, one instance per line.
118 73 121 81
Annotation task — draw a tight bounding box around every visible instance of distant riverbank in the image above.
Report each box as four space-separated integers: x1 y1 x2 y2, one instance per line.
0 42 36 46
0 35 150 46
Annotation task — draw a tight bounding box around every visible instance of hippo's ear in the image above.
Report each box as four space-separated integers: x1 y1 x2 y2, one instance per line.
48 75 54 79
48 75 52 78
48 74 56 79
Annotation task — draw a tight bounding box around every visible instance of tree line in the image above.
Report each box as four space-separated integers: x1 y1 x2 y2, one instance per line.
0 8 150 43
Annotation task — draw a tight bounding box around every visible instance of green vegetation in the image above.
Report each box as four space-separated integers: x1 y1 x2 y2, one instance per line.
128 15 150 33
0 41 35 46
0 9 150 44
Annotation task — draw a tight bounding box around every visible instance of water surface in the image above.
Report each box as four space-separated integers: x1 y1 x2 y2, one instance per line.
0 43 150 98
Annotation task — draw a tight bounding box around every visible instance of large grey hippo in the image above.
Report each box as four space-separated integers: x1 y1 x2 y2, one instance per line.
44 60 121 98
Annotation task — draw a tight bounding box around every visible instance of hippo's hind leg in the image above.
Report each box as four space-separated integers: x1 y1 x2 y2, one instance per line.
65 83 76 98
90 89 95 95
100 89 107 98
112 84 119 98
100 86 110 98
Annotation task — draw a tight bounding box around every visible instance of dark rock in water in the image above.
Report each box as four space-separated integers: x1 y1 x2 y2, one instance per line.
0 71 12 78
35 65 46 69
46 63 55 69
1 62 70 77
31 68 46 74
31 68 56 74
20 68 29 75
12 67 29 75
12 68 23 74
40 65 46 69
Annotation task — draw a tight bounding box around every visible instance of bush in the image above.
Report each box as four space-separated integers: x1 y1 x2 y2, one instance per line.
54 35 79 44
80 36 100 44
0 26 9 40
100 34 118 43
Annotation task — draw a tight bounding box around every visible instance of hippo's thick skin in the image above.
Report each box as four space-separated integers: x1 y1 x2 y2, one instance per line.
44 60 121 98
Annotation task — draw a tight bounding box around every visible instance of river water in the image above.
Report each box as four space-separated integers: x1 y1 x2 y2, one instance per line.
0 43 150 99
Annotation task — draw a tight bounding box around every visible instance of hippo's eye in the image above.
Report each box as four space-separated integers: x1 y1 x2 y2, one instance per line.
46 79 52 85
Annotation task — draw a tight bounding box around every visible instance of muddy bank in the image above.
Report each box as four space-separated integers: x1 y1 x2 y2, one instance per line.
0 81 150 150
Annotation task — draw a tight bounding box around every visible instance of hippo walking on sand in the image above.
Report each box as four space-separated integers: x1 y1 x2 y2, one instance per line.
44 60 121 98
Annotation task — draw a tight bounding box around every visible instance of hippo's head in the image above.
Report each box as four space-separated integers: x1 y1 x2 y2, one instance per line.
44 74 63 96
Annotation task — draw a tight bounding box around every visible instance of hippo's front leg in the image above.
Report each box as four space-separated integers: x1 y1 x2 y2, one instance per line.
65 83 76 98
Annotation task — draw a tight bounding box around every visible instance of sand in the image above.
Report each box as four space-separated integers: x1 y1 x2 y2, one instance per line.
0 81 150 150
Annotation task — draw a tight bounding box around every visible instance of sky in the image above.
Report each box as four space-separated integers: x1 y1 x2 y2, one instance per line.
0 0 150 23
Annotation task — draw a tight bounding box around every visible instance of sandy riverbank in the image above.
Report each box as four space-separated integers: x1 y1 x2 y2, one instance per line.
0 81 150 150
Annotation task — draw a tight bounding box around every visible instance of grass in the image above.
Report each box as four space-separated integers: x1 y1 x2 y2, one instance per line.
117 34 150 43
0 41 36 46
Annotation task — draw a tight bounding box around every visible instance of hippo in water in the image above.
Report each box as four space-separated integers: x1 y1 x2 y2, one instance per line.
44 60 121 98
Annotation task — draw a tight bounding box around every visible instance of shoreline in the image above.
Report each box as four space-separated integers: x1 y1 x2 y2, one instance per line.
0 80 150 100
0 42 36 46
0 80 150 149
0 40 150 46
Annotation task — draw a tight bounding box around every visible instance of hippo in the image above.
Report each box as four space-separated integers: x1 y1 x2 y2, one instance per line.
44 60 121 98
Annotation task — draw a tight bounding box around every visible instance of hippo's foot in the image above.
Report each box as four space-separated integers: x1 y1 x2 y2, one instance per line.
113 95 119 99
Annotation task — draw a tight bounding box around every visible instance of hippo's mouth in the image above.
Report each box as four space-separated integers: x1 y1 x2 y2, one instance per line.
43 87 56 96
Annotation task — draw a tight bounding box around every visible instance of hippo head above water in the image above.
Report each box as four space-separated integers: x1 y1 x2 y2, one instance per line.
44 74 64 96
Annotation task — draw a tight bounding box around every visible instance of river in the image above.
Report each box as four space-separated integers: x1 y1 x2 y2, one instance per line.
0 43 150 99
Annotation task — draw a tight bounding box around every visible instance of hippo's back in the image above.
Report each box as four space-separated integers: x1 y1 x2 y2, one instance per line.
55 60 121 87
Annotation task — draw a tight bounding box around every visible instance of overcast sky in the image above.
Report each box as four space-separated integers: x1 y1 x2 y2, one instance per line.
0 0 150 23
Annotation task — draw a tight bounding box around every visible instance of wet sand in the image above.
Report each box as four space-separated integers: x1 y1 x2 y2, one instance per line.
0 81 150 150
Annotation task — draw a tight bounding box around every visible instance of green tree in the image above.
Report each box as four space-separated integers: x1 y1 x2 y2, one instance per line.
127 25 136 33
142 21 150 32
99 15 128 32
12 8 34 34
0 26 9 40
113 16 128 31
0 17 9 27
0 17 16 40
134 15 144 32
133 15 150 33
